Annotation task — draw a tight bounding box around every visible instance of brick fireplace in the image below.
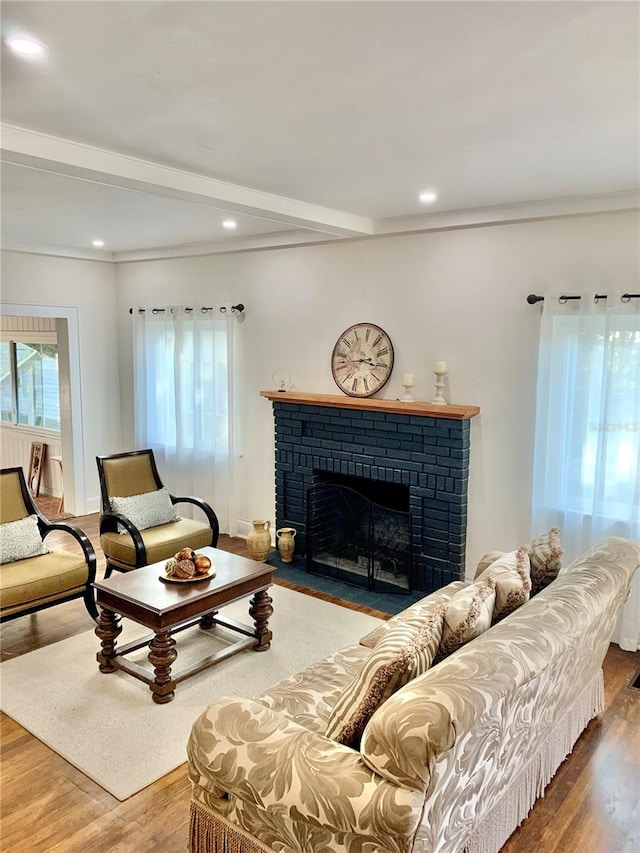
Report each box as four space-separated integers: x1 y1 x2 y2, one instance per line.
262 392 480 594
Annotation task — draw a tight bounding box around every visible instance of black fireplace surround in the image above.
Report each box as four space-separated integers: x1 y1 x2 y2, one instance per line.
268 396 476 594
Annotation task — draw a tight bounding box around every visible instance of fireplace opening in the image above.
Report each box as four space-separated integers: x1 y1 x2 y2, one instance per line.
306 473 412 593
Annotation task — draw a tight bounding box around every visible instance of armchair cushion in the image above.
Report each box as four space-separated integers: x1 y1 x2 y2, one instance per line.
325 606 446 749
110 487 178 533
0 515 49 564
101 517 213 569
0 549 90 615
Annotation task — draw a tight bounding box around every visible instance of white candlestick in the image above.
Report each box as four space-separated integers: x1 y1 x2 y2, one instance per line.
402 373 415 387
432 362 448 405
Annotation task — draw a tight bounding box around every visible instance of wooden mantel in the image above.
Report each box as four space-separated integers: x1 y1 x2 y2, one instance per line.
260 391 480 420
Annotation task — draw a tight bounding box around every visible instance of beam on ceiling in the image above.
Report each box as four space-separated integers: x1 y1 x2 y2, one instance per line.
0 125 374 237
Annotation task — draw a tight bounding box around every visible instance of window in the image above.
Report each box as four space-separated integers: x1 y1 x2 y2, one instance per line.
532 293 639 553
0 341 60 431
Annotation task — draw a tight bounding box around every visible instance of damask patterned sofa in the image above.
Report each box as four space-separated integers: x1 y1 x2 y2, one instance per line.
187 537 639 853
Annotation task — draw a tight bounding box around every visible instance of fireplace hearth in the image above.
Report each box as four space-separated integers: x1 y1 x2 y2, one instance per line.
262 391 480 594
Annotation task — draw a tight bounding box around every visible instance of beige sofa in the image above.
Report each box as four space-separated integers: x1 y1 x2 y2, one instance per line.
187 537 640 853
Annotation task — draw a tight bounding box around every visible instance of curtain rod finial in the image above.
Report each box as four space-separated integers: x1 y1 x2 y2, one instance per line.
527 294 544 304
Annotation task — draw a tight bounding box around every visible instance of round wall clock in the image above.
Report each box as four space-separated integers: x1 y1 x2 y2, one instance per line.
331 323 394 398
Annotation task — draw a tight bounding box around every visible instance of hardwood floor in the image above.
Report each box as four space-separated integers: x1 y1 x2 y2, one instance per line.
1 513 638 852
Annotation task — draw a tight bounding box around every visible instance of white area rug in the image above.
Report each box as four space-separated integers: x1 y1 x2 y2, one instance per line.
0 586 381 801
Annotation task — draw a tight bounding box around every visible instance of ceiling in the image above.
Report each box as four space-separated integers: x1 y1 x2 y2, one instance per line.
1 1 638 261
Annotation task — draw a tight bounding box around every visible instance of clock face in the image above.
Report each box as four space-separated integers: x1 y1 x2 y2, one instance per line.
331 323 394 398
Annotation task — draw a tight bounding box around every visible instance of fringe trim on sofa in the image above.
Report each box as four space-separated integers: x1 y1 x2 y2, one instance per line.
461 668 604 853
189 801 277 853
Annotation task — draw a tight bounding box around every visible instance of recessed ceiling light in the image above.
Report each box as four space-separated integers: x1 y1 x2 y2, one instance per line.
4 34 47 57
92 239 105 248
419 191 438 204
222 220 237 230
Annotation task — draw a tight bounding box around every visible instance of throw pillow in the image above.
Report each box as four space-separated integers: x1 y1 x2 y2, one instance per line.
529 527 563 595
0 515 49 564
475 546 531 621
436 575 497 661
475 550 506 576
110 487 179 533
325 605 446 749
359 581 467 649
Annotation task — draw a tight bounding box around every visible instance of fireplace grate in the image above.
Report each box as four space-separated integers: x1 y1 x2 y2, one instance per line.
305 482 411 593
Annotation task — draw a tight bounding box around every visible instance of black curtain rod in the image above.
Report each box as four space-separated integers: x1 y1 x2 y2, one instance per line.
527 293 640 305
129 304 245 315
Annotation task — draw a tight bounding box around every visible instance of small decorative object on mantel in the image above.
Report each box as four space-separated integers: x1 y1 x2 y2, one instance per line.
276 527 296 563
272 368 292 392
432 361 448 405
247 519 272 561
401 373 415 402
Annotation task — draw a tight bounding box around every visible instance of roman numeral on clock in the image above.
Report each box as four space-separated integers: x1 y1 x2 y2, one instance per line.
377 347 389 357
372 334 382 348
342 338 352 349
352 378 358 392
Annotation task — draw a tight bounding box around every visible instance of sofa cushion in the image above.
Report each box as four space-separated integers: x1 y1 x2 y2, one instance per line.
0 515 49 564
359 581 467 649
110 486 178 533
325 606 446 749
529 527 563 594
475 546 532 621
437 576 497 660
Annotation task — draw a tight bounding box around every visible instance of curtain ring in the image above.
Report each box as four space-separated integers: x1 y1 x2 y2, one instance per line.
558 295 568 304
201 307 208 313
152 308 161 314
594 294 602 304
219 306 227 313
621 293 631 303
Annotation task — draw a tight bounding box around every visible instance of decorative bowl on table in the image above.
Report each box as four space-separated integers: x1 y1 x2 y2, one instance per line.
161 548 215 583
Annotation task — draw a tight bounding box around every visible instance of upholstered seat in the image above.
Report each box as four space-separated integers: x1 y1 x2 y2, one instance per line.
0 467 98 622
96 449 219 577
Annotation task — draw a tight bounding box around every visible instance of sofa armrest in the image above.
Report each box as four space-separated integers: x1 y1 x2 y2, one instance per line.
187 697 425 840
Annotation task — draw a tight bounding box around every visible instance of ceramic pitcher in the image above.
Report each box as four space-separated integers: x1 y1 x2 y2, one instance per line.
247 519 272 562
276 527 297 563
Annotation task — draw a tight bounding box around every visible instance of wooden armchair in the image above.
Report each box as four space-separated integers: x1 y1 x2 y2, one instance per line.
0 467 98 622
96 449 219 578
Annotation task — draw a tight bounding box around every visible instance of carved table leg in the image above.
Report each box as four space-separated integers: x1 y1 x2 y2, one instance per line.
95 608 123 673
148 630 178 704
199 610 218 629
249 589 273 651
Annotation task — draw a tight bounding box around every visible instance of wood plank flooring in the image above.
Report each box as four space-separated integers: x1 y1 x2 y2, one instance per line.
1 513 639 852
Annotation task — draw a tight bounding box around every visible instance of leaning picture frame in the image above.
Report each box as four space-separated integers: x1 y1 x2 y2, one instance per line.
28 441 46 497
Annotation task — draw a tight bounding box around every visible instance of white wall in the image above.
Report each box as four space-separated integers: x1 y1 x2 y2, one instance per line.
1 251 121 512
115 209 640 575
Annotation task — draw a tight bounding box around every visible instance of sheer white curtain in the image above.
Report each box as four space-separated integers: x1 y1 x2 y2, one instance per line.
532 291 640 649
133 305 240 536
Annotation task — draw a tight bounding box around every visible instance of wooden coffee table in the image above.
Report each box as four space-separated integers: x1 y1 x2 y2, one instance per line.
93 547 274 704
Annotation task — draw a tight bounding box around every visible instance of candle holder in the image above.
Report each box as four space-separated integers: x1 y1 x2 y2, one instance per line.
401 375 415 402
432 367 447 405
